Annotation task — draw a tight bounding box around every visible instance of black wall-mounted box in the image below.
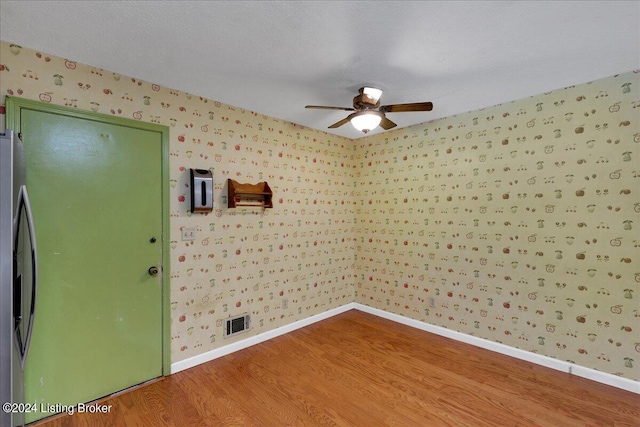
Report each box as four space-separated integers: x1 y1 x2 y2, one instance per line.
190 168 213 213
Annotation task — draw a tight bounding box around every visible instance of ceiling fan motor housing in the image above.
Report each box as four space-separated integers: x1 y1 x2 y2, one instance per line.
353 92 380 110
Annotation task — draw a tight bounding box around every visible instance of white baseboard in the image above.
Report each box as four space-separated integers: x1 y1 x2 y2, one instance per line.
171 302 639 394
171 303 357 374
353 303 640 395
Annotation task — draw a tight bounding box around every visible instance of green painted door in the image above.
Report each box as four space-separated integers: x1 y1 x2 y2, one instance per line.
18 107 164 422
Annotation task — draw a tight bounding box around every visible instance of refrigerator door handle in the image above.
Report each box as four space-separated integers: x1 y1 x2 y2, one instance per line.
15 185 37 369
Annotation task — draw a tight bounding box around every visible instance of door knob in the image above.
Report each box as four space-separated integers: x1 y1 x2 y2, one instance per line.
148 266 159 276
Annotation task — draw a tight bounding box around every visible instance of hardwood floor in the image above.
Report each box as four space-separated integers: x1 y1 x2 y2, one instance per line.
32 310 639 426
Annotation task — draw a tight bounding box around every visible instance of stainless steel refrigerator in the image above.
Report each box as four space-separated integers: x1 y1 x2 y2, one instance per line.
1 130 38 427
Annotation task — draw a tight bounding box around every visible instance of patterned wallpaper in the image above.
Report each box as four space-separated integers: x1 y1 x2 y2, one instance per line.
1 41 638 381
0 41 356 363
354 70 639 380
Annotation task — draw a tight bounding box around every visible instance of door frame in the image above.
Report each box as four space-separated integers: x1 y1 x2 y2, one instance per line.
5 96 171 375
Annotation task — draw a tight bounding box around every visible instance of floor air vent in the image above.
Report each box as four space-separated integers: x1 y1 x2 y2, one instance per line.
224 313 250 338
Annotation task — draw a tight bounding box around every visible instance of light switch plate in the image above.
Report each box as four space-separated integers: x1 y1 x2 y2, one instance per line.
182 227 196 241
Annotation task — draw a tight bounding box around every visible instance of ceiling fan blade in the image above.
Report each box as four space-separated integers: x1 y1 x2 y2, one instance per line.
305 105 355 111
328 114 355 129
379 116 397 130
380 102 433 113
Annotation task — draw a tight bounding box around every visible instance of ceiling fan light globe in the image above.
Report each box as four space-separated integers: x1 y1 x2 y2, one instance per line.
351 111 382 133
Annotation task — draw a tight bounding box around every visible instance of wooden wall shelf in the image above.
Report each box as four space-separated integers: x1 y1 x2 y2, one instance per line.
227 179 273 208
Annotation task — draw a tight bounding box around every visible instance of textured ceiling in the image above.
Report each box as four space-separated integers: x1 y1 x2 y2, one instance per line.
1 1 638 139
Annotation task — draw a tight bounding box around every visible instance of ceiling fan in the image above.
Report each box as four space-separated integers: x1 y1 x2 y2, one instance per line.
305 87 433 133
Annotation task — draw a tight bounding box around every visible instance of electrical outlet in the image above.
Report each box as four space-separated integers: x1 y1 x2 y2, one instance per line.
429 297 436 308
282 298 288 309
181 227 196 241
